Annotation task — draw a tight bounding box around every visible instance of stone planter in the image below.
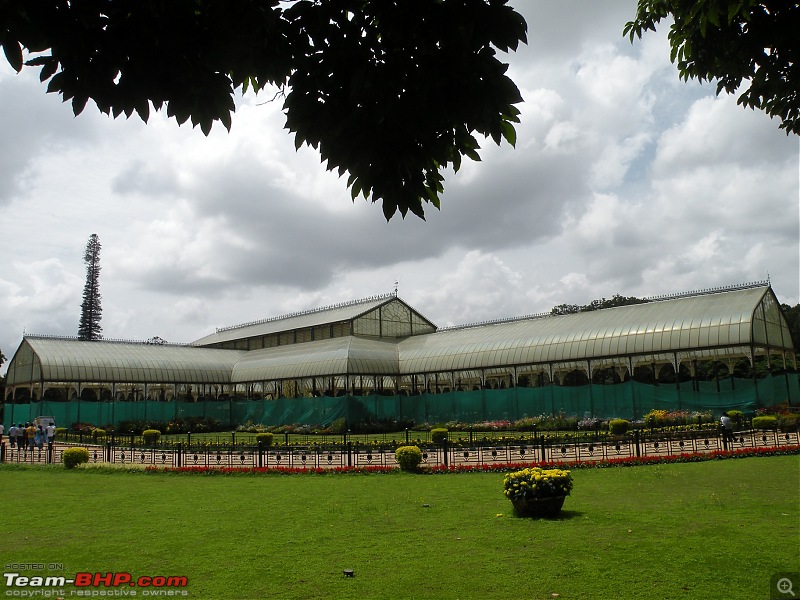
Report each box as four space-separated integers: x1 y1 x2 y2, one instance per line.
511 495 566 518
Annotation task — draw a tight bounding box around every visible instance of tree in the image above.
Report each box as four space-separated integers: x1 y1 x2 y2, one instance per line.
781 303 800 350
551 294 650 316
0 1 527 220
78 234 103 341
624 1 800 135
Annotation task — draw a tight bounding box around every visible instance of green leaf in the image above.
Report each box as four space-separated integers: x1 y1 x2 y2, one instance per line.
500 121 517 147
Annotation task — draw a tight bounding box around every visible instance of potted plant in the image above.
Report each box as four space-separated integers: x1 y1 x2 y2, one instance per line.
503 467 573 517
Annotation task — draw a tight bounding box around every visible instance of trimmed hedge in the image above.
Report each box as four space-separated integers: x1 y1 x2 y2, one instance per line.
608 419 630 435
142 429 161 445
727 410 744 427
752 416 778 430
395 445 423 472
255 433 274 447
63 447 90 469
430 428 448 444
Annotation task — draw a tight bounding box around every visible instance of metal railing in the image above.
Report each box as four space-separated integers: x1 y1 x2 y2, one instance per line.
2 428 798 469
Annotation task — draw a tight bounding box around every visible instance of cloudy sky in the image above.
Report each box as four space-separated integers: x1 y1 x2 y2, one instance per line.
1 1 797 372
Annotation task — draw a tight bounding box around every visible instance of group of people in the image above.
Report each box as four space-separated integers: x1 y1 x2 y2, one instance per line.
1 422 56 451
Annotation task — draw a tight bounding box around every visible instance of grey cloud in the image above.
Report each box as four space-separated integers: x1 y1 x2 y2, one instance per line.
111 160 180 197
0 75 99 205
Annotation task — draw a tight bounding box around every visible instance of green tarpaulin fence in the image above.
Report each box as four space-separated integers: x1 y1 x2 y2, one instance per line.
4 374 798 430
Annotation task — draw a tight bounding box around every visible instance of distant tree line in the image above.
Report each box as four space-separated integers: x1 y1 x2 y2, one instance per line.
550 294 650 316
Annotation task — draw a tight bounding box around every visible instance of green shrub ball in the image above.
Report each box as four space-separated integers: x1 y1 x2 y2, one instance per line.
255 432 274 447
395 445 423 472
63 448 90 469
430 428 448 444
608 419 630 435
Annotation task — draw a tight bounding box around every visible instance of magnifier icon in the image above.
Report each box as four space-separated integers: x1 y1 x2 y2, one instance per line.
778 578 795 597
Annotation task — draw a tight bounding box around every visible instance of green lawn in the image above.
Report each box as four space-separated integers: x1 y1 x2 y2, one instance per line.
1 456 798 599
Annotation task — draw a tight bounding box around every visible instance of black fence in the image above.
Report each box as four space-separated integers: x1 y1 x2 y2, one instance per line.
2 428 798 470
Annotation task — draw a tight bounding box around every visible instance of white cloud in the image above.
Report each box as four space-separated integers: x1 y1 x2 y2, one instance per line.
0 0 798 373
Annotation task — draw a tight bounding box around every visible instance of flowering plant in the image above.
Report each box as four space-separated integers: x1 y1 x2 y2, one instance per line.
503 467 573 501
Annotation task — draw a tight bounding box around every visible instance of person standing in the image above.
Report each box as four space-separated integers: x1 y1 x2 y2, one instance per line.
34 426 44 452
15 424 25 451
46 422 56 445
720 412 734 448
26 422 36 451
0 422 4 444
8 423 17 449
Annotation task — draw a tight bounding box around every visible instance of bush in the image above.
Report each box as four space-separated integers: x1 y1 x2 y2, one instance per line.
727 410 744 428
55 427 67 438
430 428 448 444
255 432 274 447
91 428 107 442
608 419 630 435
778 413 799 430
327 418 347 435
142 429 161 445
63 447 90 469
644 409 668 427
395 446 423 472
752 416 778 430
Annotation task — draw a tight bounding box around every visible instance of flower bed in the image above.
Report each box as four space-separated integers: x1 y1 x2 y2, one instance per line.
133 444 799 476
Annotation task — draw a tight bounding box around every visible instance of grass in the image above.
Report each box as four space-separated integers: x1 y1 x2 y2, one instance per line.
1 456 798 599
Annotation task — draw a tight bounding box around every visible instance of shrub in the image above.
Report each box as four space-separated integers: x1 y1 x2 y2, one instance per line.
91 428 107 442
777 413 799 430
430 428 448 444
255 432 274 447
328 418 348 434
63 447 90 469
752 416 778 430
142 429 161 445
55 427 67 438
395 446 423 472
644 409 668 427
514 417 540 431
578 417 603 431
727 410 744 427
608 419 630 435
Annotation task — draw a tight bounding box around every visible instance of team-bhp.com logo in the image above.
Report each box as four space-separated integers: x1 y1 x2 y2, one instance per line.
4 572 188 596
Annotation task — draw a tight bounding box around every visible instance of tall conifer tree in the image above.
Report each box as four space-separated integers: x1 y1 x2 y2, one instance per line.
78 234 102 340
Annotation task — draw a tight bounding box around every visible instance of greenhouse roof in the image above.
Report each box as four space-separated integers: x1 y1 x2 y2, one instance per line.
7 337 244 385
231 336 399 382
397 285 790 373
5 283 794 387
191 293 411 346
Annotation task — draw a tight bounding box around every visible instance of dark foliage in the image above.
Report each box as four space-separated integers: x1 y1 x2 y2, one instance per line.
0 0 527 219
781 303 800 350
551 294 650 316
625 0 800 135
